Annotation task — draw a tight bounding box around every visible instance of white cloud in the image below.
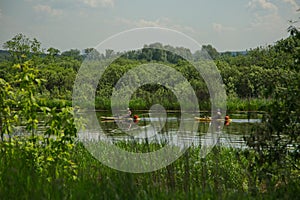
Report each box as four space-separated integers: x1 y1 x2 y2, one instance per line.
249 12 286 32
282 0 299 10
248 0 278 12
115 17 165 28
134 18 162 27
247 0 287 34
115 17 196 34
212 23 236 33
80 0 114 8
34 4 63 16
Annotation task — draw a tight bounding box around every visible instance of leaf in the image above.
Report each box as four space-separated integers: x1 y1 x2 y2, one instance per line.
47 156 54 162
14 64 21 69
24 75 29 81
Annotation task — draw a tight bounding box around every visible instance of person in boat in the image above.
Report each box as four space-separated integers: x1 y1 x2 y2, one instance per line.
124 108 139 124
225 115 230 121
211 109 222 131
213 109 222 120
133 114 139 123
224 115 230 126
125 108 132 118
217 111 222 119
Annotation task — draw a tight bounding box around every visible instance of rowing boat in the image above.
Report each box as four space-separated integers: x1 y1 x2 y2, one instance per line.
194 117 232 122
100 116 140 121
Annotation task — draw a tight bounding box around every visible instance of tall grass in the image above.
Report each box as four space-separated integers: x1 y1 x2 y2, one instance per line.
94 97 273 112
226 98 273 112
1 137 299 199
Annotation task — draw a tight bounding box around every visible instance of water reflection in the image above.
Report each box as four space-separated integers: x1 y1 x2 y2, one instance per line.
78 113 262 150
2 113 261 150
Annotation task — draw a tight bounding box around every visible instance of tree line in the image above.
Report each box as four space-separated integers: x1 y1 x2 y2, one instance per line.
0 32 299 110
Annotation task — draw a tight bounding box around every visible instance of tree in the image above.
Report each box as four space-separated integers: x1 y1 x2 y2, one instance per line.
243 14 300 190
3 33 42 62
201 44 219 60
46 47 60 63
47 47 60 57
105 49 115 59
84 48 101 60
287 9 299 38
61 49 82 61
141 47 153 61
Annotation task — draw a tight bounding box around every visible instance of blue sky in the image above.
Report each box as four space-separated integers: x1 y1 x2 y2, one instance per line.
0 0 299 52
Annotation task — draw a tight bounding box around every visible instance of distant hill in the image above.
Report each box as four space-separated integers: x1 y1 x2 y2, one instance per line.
219 51 248 56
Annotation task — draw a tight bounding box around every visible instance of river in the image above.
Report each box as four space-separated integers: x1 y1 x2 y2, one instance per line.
77 111 262 150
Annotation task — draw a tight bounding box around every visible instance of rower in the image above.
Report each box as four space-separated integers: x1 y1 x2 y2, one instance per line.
126 108 132 118
213 109 222 120
133 115 139 123
224 115 230 126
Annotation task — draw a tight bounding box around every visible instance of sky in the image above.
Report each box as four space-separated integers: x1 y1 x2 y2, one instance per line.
0 0 299 52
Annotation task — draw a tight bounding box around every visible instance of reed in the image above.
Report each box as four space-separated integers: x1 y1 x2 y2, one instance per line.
1 137 299 199
94 97 274 112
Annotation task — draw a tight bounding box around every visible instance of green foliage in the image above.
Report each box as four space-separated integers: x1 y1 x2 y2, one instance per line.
61 49 82 61
201 44 220 59
2 33 300 111
0 78 14 139
3 33 42 63
0 137 78 199
244 32 300 194
226 98 272 112
1 28 300 199
13 61 43 136
1 142 299 199
0 36 83 196
43 107 79 144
